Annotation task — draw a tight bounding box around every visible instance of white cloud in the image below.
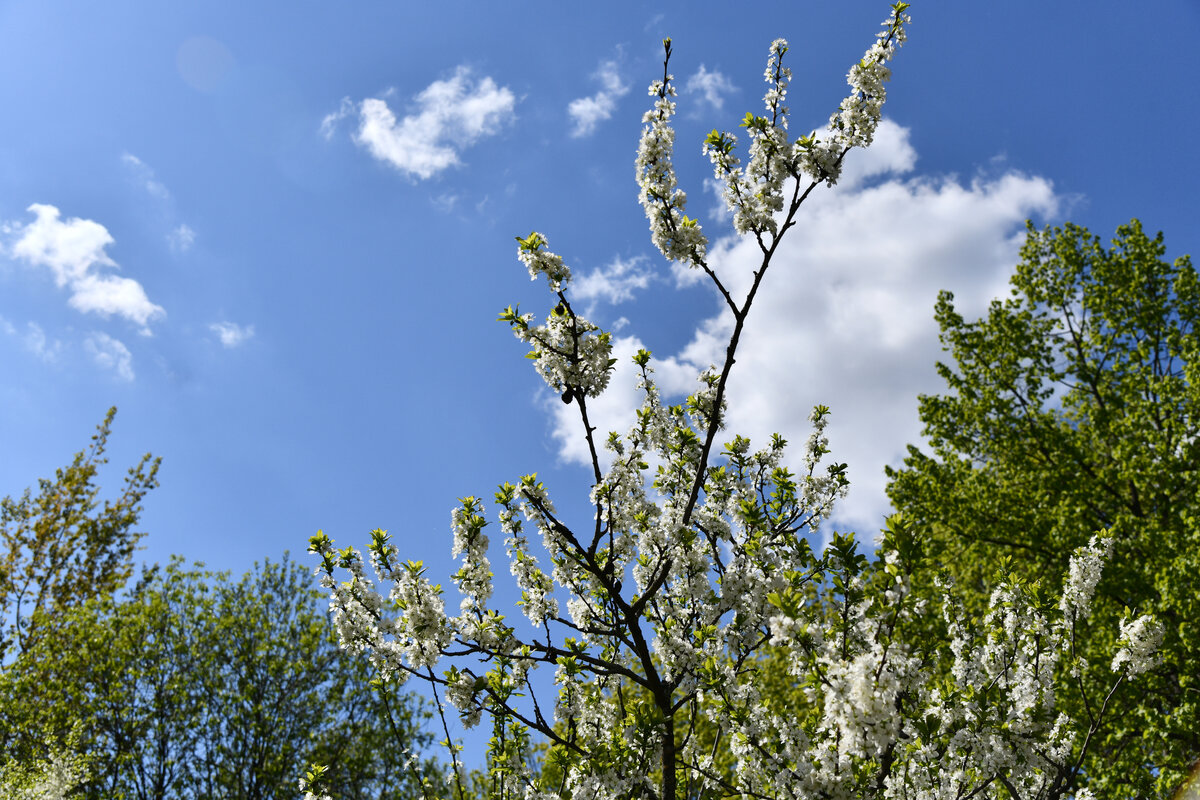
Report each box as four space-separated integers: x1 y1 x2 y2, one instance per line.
121 153 170 199
85 332 134 381
331 68 516 180
568 60 629 138
546 120 1059 538
685 65 736 111
573 255 653 309
7 204 165 333
209 321 254 348
835 118 919 191
168 223 196 252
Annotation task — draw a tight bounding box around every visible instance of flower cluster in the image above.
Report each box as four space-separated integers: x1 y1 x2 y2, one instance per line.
716 515 1102 800
636 43 708 265
1111 613 1164 677
1059 534 1112 623
799 3 911 185
309 530 452 680
496 481 559 628
501 234 617 401
695 4 910 255
451 497 501 647
515 231 571 290
703 39 794 237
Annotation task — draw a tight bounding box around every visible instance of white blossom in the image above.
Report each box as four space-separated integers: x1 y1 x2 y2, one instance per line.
797 8 910 186
1111 613 1163 677
636 58 708 265
1059 535 1112 623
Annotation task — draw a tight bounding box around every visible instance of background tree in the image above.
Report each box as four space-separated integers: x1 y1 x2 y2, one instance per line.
886 219 1199 796
191 555 443 800
0 555 442 800
0 406 159 662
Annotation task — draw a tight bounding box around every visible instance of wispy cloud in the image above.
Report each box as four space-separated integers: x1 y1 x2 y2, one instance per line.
85 332 134 381
324 67 516 181
573 256 653 310
120 155 197 254
685 65 736 112
121 153 170 199
22 321 60 362
546 120 1060 537
431 193 460 213
168 224 196 252
0 316 62 362
568 60 629 138
209 321 254 348
320 97 355 141
7 204 165 333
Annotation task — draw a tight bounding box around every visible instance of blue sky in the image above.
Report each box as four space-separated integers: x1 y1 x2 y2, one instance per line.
2 0 1197 616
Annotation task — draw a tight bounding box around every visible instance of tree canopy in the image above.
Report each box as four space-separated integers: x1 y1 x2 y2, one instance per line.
0 555 442 799
0 407 159 662
887 219 1199 795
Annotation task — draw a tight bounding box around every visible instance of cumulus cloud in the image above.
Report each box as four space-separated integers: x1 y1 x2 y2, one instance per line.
685 65 736 111
209 321 254 348
568 60 629 138
325 68 516 180
546 120 1059 537
7 204 165 333
85 332 134 381
168 223 196 252
573 256 654 310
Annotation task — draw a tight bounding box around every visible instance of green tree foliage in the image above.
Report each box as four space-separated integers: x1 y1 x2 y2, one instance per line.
0 408 443 797
0 554 441 799
0 407 159 662
886 219 1200 795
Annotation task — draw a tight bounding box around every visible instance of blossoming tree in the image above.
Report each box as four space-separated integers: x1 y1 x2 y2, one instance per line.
307 5 1159 798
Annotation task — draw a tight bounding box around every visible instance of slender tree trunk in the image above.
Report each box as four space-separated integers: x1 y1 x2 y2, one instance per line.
661 705 676 800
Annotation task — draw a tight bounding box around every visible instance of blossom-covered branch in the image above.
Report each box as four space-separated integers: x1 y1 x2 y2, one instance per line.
304 4 1161 799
